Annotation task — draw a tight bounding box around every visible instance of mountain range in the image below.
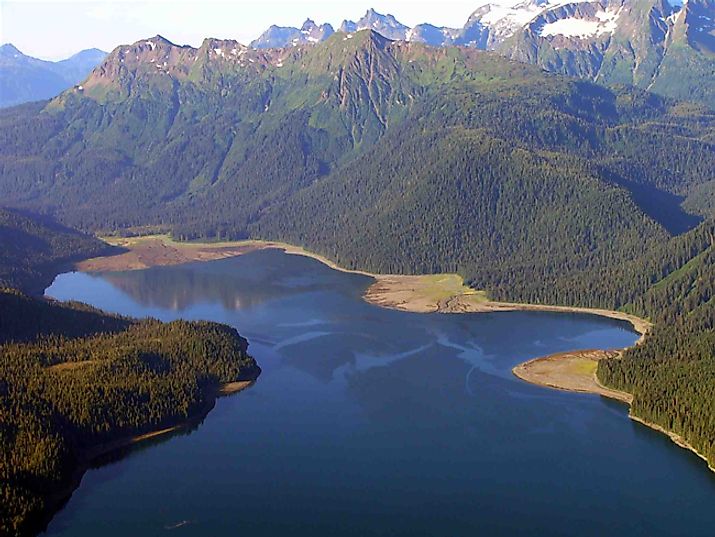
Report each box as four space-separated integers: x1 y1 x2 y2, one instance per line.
5 1 712 110
251 1 715 108
0 44 107 108
1 30 712 286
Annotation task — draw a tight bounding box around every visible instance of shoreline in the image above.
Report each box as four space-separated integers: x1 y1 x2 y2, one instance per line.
512 350 715 474
76 234 715 473
77 235 651 338
81 379 255 460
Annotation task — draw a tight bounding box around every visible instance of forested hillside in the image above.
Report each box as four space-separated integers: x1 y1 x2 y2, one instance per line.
0 213 259 536
598 221 715 468
0 31 713 306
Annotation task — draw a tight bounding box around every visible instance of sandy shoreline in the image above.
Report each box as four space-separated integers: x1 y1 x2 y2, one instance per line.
75 234 715 472
512 350 633 404
78 235 651 337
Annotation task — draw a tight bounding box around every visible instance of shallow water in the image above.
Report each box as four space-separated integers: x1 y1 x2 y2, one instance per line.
43 249 715 536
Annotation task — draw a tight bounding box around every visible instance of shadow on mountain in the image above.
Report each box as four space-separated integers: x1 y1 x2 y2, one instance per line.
607 173 702 235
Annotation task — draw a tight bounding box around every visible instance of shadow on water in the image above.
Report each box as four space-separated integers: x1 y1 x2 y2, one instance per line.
40 382 259 537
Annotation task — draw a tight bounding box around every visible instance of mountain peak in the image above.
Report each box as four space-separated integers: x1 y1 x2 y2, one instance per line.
339 8 410 40
0 43 23 58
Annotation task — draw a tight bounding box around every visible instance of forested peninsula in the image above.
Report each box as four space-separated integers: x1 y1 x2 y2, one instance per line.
0 209 260 537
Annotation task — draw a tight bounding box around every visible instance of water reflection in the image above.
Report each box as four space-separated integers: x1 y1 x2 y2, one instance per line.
92 249 373 311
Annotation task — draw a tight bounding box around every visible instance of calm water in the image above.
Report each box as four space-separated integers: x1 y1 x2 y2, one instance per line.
44 249 715 536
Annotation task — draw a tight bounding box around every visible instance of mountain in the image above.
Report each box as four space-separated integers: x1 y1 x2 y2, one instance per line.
249 2 715 109
0 30 712 294
339 8 411 40
251 18 334 48
0 44 106 108
501 0 715 108
459 0 552 49
253 8 460 48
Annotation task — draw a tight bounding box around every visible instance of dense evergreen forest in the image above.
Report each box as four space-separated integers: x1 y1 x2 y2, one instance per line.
0 211 259 536
0 208 113 294
598 221 715 468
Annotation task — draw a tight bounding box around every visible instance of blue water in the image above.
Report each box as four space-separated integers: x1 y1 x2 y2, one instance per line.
43 249 715 536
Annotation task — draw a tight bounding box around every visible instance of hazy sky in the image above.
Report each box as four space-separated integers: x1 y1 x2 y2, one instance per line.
1 0 494 60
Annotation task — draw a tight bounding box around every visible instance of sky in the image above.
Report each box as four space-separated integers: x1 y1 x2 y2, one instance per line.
0 0 497 60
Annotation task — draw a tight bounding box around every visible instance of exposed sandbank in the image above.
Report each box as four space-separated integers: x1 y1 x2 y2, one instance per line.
512 350 714 473
512 349 632 404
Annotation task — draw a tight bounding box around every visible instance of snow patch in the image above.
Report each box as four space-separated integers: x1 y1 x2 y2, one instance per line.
539 7 622 38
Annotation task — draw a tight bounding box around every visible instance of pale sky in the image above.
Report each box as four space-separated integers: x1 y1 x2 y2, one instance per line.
0 0 496 60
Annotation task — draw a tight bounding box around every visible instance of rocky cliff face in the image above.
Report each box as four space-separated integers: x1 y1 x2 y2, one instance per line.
500 0 714 107
245 2 713 108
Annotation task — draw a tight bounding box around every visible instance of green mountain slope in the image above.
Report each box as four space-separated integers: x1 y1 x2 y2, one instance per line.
0 32 712 295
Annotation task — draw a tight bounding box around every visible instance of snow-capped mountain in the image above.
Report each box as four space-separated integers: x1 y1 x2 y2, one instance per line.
251 19 334 49
248 1 712 108
501 0 714 107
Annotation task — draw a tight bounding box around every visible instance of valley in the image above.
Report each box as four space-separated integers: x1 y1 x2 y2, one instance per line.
1 2 714 535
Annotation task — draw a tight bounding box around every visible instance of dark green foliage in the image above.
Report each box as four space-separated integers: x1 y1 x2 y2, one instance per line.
598 221 715 468
0 297 258 537
0 289 130 345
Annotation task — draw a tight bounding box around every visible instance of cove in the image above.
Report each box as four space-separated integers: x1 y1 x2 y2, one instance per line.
43 248 715 536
